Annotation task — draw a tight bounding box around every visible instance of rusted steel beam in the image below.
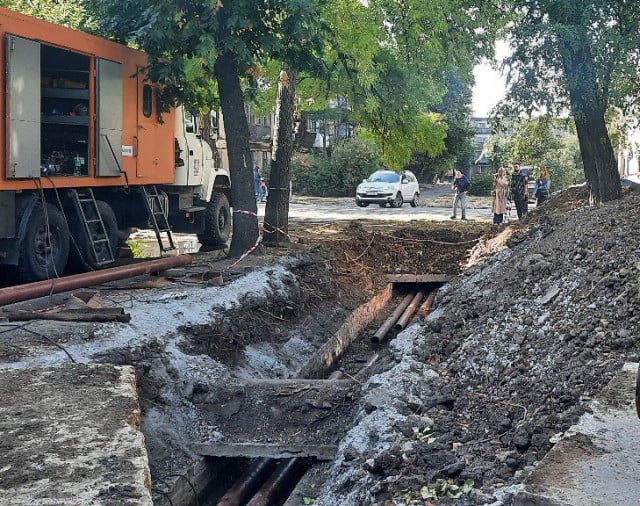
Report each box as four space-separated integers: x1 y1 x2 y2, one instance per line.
216 458 278 506
0 255 192 307
394 290 425 331
370 292 415 344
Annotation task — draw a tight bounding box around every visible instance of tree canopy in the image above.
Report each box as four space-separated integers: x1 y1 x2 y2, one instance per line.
500 0 640 203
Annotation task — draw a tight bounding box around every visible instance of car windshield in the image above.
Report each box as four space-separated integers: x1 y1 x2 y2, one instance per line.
368 172 399 183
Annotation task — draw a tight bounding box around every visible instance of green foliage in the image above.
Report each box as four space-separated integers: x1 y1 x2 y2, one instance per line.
468 171 494 197
0 0 97 31
126 239 148 259
484 117 583 192
291 138 382 197
415 478 474 501
510 117 561 168
407 71 476 182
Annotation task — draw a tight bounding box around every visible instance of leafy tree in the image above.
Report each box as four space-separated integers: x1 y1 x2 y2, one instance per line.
294 0 503 171
502 0 640 204
89 0 326 255
407 71 476 183
0 0 96 30
485 117 583 191
510 117 561 168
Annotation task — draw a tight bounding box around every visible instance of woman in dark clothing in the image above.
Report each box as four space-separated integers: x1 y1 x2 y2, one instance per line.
534 167 551 206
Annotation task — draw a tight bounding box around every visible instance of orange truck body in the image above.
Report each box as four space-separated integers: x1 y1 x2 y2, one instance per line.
0 6 175 189
0 8 232 283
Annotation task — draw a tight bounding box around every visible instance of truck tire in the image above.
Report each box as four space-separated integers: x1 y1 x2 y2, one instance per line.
197 192 231 247
18 202 70 282
68 200 118 270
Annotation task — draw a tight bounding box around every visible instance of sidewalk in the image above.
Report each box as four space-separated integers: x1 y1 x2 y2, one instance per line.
515 363 640 506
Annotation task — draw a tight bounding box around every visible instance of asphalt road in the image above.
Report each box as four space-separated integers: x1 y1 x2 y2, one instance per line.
259 183 495 224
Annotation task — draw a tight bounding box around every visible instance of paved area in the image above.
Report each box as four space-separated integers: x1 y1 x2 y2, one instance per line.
0 364 152 506
515 362 640 506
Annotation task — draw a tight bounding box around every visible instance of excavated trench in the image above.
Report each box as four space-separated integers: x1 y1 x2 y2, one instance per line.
0 219 495 505
141 220 496 505
154 277 449 506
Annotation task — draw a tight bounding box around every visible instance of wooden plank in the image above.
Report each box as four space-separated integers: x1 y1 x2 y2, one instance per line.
1 308 131 323
194 443 337 460
384 274 453 284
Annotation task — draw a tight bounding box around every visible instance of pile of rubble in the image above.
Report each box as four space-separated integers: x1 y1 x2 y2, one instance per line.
312 187 640 505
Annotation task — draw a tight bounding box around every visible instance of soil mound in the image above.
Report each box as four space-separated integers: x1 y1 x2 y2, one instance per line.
313 187 640 505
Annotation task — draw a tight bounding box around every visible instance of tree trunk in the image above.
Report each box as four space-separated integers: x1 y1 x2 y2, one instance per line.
560 37 620 204
263 69 296 245
214 13 259 256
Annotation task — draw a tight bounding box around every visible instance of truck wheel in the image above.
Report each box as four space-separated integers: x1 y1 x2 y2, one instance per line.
68 200 118 270
18 202 70 282
197 192 231 247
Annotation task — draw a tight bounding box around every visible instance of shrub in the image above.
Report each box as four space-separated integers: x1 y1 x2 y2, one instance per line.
291 138 383 196
468 171 494 197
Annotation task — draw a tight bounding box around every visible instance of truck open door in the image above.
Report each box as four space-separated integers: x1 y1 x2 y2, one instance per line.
96 58 123 177
6 34 40 178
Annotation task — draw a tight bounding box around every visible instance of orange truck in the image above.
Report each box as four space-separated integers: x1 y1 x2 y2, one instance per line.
0 7 232 282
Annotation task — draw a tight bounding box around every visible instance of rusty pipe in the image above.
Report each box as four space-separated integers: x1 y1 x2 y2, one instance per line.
0 255 192 307
245 458 306 506
371 292 415 344
418 291 437 318
216 458 278 506
328 352 380 380
394 290 425 331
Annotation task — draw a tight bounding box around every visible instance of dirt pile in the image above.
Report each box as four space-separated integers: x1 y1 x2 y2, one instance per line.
312 187 640 505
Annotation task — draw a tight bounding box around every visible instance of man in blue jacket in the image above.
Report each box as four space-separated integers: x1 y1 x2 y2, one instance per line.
451 170 470 220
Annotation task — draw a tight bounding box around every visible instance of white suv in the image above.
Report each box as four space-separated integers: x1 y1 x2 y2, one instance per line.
355 170 420 208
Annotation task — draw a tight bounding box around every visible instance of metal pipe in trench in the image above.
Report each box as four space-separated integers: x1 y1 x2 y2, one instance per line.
219 289 416 504
245 458 305 506
370 292 415 344
394 290 425 331
418 291 437 318
0 255 192 307
216 458 278 506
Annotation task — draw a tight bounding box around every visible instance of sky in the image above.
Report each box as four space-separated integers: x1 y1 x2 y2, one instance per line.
471 41 510 117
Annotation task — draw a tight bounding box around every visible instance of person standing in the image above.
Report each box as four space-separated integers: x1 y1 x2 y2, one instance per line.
450 170 470 220
510 163 528 219
492 167 509 224
254 166 264 202
534 167 551 206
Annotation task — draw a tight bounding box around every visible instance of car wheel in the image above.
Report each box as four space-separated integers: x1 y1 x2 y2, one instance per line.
410 193 420 207
391 192 403 208
355 198 369 208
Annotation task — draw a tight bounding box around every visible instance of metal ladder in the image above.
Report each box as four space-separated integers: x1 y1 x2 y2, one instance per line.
70 188 114 266
141 186 176 253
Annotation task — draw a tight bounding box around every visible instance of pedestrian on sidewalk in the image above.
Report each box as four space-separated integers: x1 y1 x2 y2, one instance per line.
450 170 470 220
492 167 509 224
254 166 265 202
510 163 528 219
534 167 551 206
